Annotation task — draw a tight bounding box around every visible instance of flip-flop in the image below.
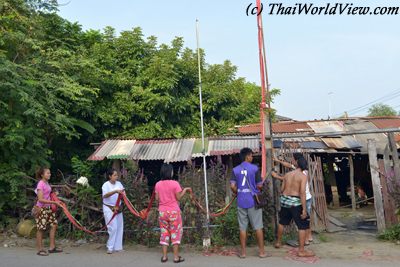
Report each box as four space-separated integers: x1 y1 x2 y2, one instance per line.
173 256 185 263
48 247 63 253
238 254 246 259
161 256 168 263
259 252 272 258
37 250 49 256
297 250 315 257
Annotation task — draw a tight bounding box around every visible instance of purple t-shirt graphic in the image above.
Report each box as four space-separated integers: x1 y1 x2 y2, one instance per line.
230 162 263 209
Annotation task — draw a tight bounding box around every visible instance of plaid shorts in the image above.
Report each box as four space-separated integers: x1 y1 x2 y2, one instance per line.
36 207 58 231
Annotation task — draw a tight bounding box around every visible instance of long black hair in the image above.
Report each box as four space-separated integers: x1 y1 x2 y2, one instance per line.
160 164 174 180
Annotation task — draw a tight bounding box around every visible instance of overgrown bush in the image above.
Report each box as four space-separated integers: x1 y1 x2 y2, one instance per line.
212 203 239 246
379 224 400 241
33 160 276 246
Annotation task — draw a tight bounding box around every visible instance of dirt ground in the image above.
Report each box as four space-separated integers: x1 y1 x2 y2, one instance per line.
1 227 400 267
2 201 399 266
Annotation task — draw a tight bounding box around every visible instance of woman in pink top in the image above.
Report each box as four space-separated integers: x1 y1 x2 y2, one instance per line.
35 167 63 256
155 164 190 263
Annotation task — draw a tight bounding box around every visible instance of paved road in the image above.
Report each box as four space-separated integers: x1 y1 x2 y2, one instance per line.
0 246 398 267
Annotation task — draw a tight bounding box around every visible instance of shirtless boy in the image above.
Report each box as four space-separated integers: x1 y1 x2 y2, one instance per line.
272 157 315 257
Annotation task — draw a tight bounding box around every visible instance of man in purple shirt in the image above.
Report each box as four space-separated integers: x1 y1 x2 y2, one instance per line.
230 148 269 259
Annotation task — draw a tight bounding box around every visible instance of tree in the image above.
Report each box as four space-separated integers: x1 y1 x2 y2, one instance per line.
367 103 397 117
0 0 280 217
0 0 97 214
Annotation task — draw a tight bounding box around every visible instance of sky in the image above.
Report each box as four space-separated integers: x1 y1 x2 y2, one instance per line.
58 0 400 120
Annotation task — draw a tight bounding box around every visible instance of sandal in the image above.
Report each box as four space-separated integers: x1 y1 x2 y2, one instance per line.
173 256 185 263
48 247 63 253
259 252 272 258
37 250 49 256
161 256 168 263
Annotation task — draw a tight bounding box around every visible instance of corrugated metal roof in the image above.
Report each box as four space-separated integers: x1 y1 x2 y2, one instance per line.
129 139 195 162
238 121 312 134
165 139 195 163
87 140 119 161
88 118 400 162
369 117 400 129
272 137 327 149
237 124 261 134
302 141 328 149
107 140 136 159
207 136 260 156
278 137 320 142
307 121 344 133
130 140 172 161
321 136 362 150
307 121 363 149
280 148 332 153
191 138 210 158
191 136 261 157
343 120 388 154
238 117 400 135
273 121 313 133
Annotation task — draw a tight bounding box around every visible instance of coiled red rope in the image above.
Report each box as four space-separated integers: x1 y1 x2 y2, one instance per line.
51 192 122 234
187 189 237 218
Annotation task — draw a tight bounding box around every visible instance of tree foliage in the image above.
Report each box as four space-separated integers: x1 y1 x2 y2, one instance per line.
367 103 397 117
0 0 279 216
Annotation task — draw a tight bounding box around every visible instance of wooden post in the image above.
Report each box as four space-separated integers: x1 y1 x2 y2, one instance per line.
383 145 392 177
368 139 386 232
388 133 400 181
383 144 400 226
225 156 233 204
349 155 356 211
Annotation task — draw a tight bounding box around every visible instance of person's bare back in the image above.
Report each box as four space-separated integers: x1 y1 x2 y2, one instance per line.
274 158 315 258
282 169 307 197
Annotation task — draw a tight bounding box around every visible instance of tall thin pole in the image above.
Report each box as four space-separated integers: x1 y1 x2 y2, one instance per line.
196 19 211 246
256 0 277 236
256 0 267 180
258 0 273 182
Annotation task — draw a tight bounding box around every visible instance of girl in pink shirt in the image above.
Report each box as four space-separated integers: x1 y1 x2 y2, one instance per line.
34 167 63 256
155 164 190 263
